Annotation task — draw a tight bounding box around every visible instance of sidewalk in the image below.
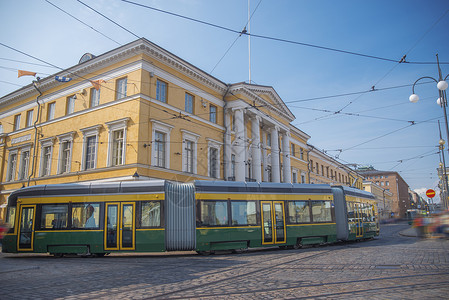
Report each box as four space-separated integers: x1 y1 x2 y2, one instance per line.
399 226 418 237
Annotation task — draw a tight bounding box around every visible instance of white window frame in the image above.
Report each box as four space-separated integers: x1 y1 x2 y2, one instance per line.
150 119 173 169
6 149 18 182
207 138 222 179
39 137 55 177
66 95 76 115
105 118 129 167
116 77 128 100
181 130 200 174
292 168 298 183
18 146 31 181
48 102 56 121
14 114 21 131
80 125 102 171
90 88 100 108
26 110 34 128
57 131 75 174
156 79 167 103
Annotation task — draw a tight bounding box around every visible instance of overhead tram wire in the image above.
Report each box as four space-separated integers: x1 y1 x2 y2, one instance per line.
118 0 449 65
45 0 121 45
76 0 140 40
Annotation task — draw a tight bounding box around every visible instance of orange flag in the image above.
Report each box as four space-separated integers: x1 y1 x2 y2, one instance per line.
18 70 37 78
90 79 105 90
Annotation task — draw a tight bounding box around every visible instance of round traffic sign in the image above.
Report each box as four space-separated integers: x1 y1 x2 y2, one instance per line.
426 189 436 198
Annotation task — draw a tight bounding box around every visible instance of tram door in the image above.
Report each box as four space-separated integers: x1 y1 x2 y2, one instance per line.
104 202 135 251
261 201 286 245
17 205 36 251
355 203 363 237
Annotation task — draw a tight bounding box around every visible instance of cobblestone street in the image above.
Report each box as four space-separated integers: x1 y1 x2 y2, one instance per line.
1 222 449 299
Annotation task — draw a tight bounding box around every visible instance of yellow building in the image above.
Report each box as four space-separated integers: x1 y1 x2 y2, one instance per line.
0 38 364 219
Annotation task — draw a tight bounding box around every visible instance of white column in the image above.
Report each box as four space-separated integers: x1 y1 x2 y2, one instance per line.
282 132 291 183
234 108 246 181
251 116 262 182
262 131 268 181
224 109 232 180
271 126 280 183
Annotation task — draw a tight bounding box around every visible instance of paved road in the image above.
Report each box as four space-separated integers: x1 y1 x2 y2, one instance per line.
1 222 448 299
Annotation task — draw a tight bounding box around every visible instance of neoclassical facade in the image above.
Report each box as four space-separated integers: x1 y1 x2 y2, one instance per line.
0 38 364 219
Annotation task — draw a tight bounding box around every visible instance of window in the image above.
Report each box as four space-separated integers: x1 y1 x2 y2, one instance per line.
291 144 295 156
85 136 96 170
311 201 332 222
185 93 194 114
7 151 17 181
292 170 298 183
316 163 319 174
106 118 129 167
18 150 30 180
41 146 52 176
112 130 124 166
151 120 173 169
181 130 199 174
40 205 68 229
385 181 390 186
200 201 228 226
80 125 101 171
14 114 21 131
321 165 324 176
39 137 54 177
0 123 3 134
326 167 329 178
154 131 166 168
60 141 71 173
116 77 127 99
231 201 257 226
47 102 56 121
209 105 217 123
26 110 34 127
156 79 167 103
301 173 306 184
90 88 100 107
140 201 161 227
288 201 311 223
66 95 76 115
57 132 75 174
300 148 304 160
72 203 100 229
185 140 194 173
267 133 271 147
209 147 218 178
231 154 236 180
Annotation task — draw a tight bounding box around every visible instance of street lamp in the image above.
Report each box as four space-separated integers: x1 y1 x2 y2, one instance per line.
438 138 448 210
410 54 449 210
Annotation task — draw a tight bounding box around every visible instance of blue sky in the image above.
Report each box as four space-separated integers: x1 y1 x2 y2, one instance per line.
1 0 449 202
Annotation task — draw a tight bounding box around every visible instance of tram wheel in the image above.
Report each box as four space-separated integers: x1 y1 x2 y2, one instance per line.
53 253 64 258
197 251 214 256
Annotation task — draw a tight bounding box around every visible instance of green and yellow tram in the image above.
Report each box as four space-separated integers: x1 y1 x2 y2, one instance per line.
2 180 378 256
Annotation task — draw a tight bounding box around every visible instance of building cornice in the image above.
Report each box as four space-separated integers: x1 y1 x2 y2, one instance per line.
0 38 228 108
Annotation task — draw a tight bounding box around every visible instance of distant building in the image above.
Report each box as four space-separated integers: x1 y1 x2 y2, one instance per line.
363 181 394 220
359 169 410 218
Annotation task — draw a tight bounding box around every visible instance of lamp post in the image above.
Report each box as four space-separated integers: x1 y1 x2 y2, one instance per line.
438 139 448 210
410 54 449 210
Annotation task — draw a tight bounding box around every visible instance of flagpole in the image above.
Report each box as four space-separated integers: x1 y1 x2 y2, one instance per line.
248 0 251 84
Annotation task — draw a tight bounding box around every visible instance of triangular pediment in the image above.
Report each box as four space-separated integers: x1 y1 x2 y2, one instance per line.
228 82 295 122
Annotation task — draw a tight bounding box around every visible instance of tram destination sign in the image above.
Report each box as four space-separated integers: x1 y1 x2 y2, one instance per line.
426 189 436 198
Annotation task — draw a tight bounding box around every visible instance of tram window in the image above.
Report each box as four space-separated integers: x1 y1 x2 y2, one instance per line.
200 201 228 226
40 204 68 229
6 206 16 231
141 201 161 227
288 201 311 223
72 203 100 229
231 201 257 226
347 202 354 222
311 201 332 222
